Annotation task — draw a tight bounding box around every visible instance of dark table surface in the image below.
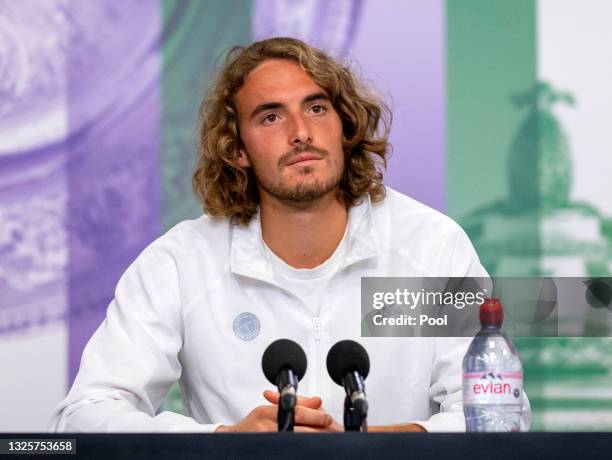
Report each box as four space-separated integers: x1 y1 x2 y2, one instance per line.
2 432 611 459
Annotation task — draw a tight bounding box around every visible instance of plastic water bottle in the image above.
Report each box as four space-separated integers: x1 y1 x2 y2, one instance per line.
463 298 523 432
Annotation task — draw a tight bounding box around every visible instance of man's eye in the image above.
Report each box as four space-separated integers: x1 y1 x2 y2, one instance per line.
310 105 326 114
262 114 278 124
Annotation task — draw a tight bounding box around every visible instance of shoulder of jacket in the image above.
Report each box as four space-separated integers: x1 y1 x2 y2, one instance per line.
116 214 232 306
370 187 477 276
119 214 230 281
150 214 230 254
374 187 465 240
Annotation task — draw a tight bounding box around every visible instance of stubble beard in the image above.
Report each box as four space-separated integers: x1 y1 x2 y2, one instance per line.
251 155 344 205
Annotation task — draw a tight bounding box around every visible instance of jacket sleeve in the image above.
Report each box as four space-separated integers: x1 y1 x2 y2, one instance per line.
48 244 223 433
412 224 532 432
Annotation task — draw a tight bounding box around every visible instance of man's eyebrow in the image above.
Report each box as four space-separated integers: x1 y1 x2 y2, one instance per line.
249 93 331 120
250 102 284 120
303 92 330 104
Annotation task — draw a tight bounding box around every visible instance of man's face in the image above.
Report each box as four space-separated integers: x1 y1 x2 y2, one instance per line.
235 59 344 204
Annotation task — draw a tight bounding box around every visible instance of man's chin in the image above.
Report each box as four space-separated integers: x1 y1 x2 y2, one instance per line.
264 179 339 203
284 186 333 202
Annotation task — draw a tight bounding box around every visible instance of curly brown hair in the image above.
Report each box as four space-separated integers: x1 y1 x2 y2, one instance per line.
193 37 391 225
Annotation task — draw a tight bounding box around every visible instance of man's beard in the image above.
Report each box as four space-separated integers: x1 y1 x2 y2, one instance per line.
249 146 344 204
258 166 342 203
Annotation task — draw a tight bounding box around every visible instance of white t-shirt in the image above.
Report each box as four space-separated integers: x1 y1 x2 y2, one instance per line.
263 225 349 318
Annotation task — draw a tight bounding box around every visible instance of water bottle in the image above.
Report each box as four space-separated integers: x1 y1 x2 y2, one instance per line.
463 298 523 432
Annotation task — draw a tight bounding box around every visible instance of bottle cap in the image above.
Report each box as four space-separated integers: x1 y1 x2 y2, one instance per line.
479 298 504 326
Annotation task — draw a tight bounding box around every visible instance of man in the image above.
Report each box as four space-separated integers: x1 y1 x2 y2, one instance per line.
50 37 528 432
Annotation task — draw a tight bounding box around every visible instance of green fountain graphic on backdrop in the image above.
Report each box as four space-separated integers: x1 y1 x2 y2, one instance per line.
508 82 574 211
461 82 612 431
462 82 612 277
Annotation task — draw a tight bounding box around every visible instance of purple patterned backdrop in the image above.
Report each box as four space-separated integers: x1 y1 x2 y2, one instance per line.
349 0 446 211
0 1 70 334
65 1 162 380
253 0 363 55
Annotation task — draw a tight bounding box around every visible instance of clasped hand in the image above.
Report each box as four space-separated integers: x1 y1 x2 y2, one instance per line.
216 390 343 432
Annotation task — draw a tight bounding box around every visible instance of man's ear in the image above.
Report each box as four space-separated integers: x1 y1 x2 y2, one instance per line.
236 147 251 168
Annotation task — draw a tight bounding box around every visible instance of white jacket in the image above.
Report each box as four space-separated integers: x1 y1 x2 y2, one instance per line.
49 188 529 432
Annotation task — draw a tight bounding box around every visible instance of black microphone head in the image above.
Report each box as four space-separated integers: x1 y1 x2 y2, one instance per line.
326 340 370 386
261 339 307 385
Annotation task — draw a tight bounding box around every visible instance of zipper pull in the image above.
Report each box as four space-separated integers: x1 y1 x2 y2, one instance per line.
314 317 321 341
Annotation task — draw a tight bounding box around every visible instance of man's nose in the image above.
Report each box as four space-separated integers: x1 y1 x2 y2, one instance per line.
288 113 312 146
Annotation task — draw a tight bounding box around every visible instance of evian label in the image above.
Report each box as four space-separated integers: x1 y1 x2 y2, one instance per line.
463 372 523 405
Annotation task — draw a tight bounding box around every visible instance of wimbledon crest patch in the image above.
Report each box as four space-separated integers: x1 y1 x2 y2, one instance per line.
233 312 261 341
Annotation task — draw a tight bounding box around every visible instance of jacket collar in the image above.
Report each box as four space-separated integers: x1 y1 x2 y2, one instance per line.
229 195 380 283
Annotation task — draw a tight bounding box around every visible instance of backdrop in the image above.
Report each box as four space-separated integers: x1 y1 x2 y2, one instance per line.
1 0 611 431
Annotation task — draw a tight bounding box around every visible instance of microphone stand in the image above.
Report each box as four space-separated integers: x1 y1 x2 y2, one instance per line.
343 396 367 431
278 404 295 432
277 369 298 432
342 371 368 432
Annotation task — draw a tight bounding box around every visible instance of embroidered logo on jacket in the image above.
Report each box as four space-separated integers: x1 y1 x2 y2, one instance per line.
233 312 260 341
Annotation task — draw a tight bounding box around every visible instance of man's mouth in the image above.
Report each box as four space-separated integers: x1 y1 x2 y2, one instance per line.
285 153 323 166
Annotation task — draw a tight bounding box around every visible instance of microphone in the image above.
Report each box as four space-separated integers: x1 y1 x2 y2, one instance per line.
326 340 370 428
262 339 307 413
